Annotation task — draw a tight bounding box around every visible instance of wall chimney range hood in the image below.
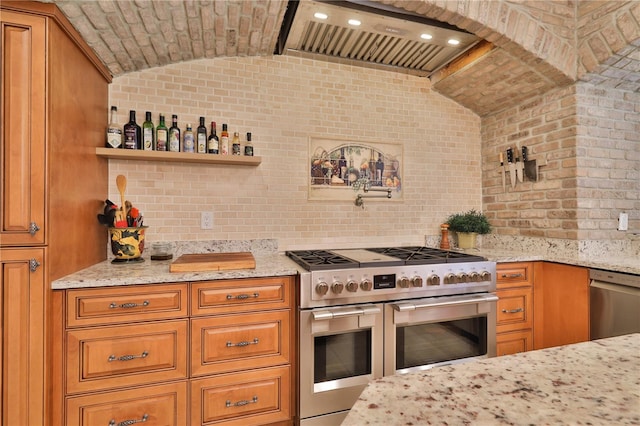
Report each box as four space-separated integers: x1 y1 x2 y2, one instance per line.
275 0 481 77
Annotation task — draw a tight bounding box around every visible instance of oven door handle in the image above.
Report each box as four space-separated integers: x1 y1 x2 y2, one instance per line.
312 304 381 320
392 293 498 312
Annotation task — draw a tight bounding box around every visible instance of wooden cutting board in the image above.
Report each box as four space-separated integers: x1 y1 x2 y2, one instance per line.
169 252 256 272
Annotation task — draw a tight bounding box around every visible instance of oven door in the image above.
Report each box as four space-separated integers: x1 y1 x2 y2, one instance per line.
384 293 498 375
299 303 384 424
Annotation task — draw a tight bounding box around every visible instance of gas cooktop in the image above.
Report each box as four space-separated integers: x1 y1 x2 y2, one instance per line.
286 247 487 271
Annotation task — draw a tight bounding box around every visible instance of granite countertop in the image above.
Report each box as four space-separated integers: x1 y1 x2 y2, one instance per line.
342 333 640 425
51 252 302 290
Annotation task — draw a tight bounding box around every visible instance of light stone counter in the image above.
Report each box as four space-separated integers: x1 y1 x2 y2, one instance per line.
52 239 302 289
342 333 640 426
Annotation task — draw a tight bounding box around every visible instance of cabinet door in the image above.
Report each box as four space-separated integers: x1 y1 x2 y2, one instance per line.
496 330 533 356
533 262 589 349
0 11 46 246
0 248 46 425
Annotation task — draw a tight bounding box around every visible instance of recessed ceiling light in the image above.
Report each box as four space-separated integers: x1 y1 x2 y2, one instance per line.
314 12 328 20
421 33 433 40
448 39 460 45
348 19 361 26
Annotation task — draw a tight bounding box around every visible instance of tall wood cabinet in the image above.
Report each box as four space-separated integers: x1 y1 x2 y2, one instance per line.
1 2 111 423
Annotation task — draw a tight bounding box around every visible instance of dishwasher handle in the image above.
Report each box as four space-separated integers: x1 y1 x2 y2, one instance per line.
590 280 640 297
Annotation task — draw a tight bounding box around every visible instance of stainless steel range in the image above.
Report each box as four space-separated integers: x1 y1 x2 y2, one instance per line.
286 246 497 426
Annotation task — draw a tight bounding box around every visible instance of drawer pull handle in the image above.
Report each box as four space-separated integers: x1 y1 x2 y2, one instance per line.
501 273 523 278
108 351 149 362
109 300 150 309
226 396 258 408
108 413 148 426
226 292 259 300
501 308 524 314
29 221 41 236
226 338 259 348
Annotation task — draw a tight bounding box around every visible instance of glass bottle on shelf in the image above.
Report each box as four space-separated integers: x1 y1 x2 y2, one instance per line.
183 123 195 153
106 105 122 149
156 114 168 151
232 132 241 155
220 123 229 155
244 132 253 156
123 110 141 150
142 111 154 150
338 148 347 179
376 153 385 185
196 117 207 154
168 114 180 152
207 121 219 154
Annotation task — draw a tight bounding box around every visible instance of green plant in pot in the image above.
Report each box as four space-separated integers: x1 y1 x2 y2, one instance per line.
445 209 491 249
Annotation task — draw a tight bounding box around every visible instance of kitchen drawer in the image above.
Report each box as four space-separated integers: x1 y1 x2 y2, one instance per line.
66 320 188 394
496 262 533 289
191 365 291 426
66 283 188 327
191 310 290 377
191 276 293 316
66 381 187 426
496 287 533 333
496 330 533 356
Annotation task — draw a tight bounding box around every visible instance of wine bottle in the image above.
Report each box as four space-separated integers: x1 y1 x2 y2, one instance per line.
220 123 229 155
338 148 347 178
169 114 180 152
142 111 154 150
232 132 241 155
196 117 207 154
207 121 219 154
106 106 122 148
156 114 168 151
375 153 385 184
244 132 253 156
123 110 141 150
183 123 195 153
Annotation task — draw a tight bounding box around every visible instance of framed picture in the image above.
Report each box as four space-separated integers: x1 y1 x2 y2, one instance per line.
308 136 403 202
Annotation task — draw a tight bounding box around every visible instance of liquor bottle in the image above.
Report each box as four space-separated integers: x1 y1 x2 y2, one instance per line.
338 148 347 179
123 110 141 150
375 153 385 184
244 132 253 156
196 117 207 154
220 123 229 155
232 132 241 155
183 123 195 153
207 121 219 154
142 111 154 150
169 114 180 152
106 105 122 148
156 114 168 151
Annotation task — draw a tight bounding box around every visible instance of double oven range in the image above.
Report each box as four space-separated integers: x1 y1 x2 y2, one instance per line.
286 246 498 426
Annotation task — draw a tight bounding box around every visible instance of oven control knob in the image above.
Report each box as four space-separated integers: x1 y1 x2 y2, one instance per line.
331 281 344 294
480 271 492 281
346 280 358 292
316 282 329 296
444 273 456 284
469 272 481 282
360 279 372 291
457 272 469 283
411 276 423 287
398 277 410 288
427 274 440 286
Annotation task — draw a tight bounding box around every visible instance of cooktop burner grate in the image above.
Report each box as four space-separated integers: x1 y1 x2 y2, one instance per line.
285 250 359 271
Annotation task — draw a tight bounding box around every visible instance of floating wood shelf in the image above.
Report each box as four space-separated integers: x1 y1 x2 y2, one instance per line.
95 147 261 166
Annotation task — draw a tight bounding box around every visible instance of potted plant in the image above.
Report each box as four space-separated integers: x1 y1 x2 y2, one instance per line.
445 209 491 249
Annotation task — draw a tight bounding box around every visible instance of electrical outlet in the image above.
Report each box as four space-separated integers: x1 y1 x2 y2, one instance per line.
201 211 214 230
618 212 628 231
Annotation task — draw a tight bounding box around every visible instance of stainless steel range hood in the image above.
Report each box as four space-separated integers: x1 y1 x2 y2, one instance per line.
275 0 481 77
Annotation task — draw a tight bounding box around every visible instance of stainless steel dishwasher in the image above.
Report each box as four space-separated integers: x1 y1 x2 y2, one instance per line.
589 269 640 340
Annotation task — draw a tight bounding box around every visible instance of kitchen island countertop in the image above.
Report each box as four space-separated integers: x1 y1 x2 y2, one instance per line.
342 333 640 425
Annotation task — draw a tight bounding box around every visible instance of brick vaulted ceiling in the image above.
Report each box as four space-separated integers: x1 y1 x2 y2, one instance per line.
42 0 640 117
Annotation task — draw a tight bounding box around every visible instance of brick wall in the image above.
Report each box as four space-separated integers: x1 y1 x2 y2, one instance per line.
108 55 482 249
482 82 639 240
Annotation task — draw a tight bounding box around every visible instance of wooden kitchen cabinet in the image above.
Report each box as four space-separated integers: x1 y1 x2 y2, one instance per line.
54 276 296 425
495 262 534 356
533 262 589 349
2 3 111 423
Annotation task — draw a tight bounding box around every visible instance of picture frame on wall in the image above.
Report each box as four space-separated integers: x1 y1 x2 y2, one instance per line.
308 136 403 202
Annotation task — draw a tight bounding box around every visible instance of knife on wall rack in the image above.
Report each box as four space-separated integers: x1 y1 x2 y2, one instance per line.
506 147 516 188
499 151 506 191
